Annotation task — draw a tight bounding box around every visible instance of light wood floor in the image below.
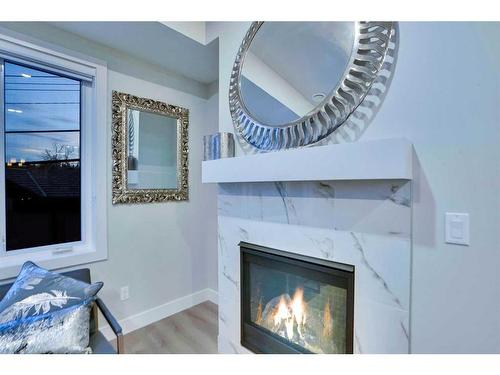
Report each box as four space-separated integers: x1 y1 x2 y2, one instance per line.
112 301 218 354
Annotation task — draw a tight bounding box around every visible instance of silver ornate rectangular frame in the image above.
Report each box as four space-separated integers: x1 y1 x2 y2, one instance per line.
111 91 189 204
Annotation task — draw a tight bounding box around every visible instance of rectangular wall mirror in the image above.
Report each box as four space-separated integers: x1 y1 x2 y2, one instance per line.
127 109 178 190
112 91 189 204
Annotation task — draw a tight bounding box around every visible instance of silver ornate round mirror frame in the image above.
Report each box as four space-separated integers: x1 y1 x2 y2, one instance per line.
229 21 396 151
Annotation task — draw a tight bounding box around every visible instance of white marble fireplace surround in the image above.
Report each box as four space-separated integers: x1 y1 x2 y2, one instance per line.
217 179 412 354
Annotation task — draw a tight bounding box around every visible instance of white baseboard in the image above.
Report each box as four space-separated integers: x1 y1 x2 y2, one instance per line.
100 288 218 341
205 288 218 305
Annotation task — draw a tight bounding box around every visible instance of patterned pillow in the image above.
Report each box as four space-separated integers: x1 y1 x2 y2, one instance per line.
0 261 103 324
0 298 94 354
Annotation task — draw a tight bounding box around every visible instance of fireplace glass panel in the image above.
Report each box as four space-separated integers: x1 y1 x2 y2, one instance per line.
241 243 354 354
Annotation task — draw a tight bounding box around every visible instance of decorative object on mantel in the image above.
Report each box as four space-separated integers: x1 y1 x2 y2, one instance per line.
112 91 189 204
229 22 397 151
203 132 235 161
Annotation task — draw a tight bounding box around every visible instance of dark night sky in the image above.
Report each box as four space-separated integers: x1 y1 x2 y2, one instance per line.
4 61 80 162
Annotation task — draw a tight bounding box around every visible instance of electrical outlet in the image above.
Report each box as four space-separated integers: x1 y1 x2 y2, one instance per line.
120 286 130 301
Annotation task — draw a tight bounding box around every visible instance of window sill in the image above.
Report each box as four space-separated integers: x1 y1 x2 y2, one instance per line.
0 244 107 282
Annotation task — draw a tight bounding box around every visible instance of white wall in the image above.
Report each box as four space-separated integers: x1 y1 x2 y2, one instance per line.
362 22 500 353
203 90 219 291
90 71 218 321
212 21 500 353
0 23 219 327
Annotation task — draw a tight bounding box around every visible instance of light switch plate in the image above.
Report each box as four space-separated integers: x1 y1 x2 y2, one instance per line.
445 213 469 246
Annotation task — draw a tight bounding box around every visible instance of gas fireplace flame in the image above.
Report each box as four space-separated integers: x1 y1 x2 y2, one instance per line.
255 286 338 353
274 295 291 327
271 287 308 341
255 297 263 325
291 288 307 338
322 298 333 339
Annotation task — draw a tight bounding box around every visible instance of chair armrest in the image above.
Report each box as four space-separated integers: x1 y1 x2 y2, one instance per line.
95 297 124 354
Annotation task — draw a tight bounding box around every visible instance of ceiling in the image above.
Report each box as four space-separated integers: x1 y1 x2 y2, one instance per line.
50 22 218 84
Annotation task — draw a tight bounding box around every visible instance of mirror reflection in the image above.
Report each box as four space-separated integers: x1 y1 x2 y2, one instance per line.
126 109 178 190
240 22 355 127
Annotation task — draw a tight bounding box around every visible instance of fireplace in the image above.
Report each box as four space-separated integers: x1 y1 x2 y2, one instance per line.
240 242 354 354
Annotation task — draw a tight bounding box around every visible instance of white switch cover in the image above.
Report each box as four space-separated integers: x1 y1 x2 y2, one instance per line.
445 213 469 246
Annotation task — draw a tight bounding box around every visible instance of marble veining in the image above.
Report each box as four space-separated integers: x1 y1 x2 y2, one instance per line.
218 180 411 237
222 266 238 288
306 235 335 260
350 232 403 309
355 334 363 354
238 226 250 241
400 321 409 341
217 232 226 258
274 182 297 224
316 181 336 199
389 183 411 207
217 179 412 354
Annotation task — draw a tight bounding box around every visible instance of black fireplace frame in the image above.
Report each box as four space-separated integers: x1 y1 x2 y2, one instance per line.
240 241 355 354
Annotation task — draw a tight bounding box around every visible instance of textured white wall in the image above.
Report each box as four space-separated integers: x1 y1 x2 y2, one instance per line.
213 21 500 353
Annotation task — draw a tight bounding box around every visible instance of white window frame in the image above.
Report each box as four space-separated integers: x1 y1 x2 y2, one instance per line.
0 31 108 280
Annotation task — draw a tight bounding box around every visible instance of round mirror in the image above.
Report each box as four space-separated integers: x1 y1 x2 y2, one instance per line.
240 22 355 127
229 22 395 150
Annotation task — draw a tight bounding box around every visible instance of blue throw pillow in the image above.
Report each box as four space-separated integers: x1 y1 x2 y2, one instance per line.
0 261 102 324
0 298 95 354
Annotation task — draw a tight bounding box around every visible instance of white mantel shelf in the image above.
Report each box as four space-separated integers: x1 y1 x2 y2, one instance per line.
202 138 414 183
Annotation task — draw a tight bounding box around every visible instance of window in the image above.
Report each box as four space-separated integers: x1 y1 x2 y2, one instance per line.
0 32 107 280
4 61 82 251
